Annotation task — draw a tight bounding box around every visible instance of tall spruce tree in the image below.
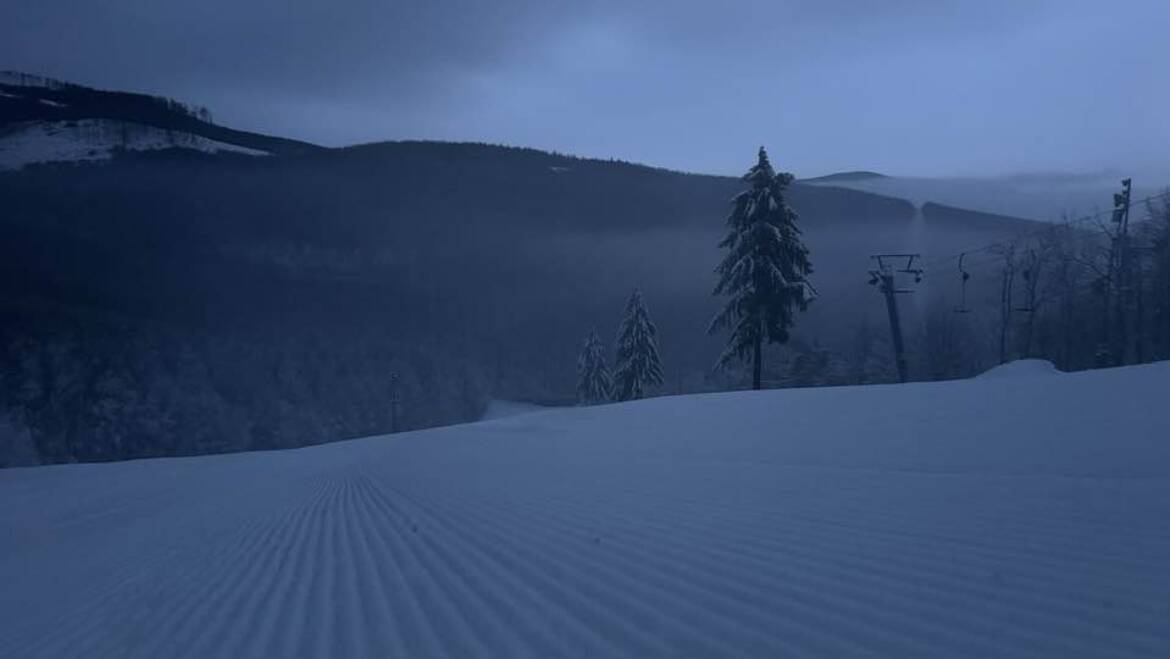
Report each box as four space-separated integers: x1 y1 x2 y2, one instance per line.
612 290 664 401
710 147 813 390
576 328 612 404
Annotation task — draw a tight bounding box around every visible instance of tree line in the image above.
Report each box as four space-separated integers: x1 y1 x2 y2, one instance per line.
575 150 1170 404
4 144 1166 465
919 188 1170 379
576 147 814 402
0 320 491 466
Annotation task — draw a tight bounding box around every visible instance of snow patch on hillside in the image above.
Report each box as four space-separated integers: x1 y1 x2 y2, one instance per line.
0 119 267 170
2 361 1168 656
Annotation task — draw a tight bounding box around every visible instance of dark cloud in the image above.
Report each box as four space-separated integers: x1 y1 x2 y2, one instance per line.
3 1 1167 179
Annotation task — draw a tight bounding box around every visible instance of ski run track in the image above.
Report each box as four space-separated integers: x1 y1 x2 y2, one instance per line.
2 360 1169 657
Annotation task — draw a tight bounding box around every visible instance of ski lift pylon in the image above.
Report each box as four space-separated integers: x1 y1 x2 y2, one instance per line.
954 253 972 313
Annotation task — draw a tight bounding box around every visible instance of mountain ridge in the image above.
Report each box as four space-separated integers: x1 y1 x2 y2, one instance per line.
1 70 322 166
0 74 1047 465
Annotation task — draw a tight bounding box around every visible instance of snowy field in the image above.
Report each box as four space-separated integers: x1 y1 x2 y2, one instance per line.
2 361 1169 657
0 119 267 170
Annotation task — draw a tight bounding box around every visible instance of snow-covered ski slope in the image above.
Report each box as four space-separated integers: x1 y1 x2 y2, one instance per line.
2 361 1169 658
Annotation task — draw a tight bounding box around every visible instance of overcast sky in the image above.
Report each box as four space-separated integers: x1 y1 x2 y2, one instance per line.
4 0 1168 179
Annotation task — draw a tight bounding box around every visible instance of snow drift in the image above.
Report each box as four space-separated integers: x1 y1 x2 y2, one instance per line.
978 358 1063 379
2 361 1169 657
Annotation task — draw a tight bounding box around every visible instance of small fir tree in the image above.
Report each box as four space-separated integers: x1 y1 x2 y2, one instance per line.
576 328 612 404
612 290 664 401
710 146 813 389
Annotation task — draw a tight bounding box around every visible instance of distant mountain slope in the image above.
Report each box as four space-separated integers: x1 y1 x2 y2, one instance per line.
0 74 1049 464
0 70 320 168
922 201 1047 233
0 119 269 170
3 360 1168 656
0 141 1043 464
800 170 886 183
804 170 1166 222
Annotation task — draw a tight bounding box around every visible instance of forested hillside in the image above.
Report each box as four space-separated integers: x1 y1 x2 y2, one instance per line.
1 141 1045 465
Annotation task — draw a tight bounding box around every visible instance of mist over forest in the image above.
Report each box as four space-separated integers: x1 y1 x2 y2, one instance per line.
1 72 1168 468
4 3 1170 655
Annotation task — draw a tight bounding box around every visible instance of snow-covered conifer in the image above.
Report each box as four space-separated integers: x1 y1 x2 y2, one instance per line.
612 290 664 401
576 328 612 404
710 147 813 389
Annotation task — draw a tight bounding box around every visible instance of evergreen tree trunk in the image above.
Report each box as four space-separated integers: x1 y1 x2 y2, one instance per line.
752 335 762 390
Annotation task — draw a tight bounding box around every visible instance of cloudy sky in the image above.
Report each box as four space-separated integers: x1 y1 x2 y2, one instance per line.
4 0 1168 179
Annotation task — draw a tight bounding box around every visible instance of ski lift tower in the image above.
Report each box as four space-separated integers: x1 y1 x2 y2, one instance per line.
868 254 923 383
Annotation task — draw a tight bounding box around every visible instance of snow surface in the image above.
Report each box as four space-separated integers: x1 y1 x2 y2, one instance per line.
2 361 1170 657
479 399 550 420
0 119 267 170
978 359 1063 379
